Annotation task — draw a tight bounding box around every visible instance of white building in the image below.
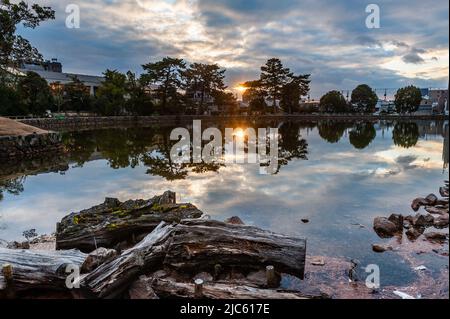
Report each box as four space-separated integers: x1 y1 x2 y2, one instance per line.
19 60 104 96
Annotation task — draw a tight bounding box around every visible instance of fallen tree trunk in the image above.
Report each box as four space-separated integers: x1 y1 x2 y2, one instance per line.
150 277 309 299
56 191 203 252
164 219 307 280
0 248 86 295
82 222 175 298
82 220 306 298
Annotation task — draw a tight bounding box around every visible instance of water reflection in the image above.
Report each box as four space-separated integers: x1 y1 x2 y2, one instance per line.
0 120 447 191
393 122 420 149
0 120 448 287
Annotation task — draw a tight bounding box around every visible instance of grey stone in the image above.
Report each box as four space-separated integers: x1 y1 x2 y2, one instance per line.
373 217 399 238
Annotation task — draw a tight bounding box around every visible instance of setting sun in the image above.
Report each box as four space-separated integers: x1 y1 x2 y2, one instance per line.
234 85 248 93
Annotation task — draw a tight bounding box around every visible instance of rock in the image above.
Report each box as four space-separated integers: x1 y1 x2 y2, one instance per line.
439 186 449 198
411 198 429 212
424 232 448 243
224 216 244 225
434 214 449 228
6 241 30 249
403 220 412 229
128 276 159 299
425 206 449 216
373 217 400 238
372 244 393 253
81 247 118 273
425 194 438 206
311 257 325 266
406 227 424 240
412 214 434 227
388 214 404 230
194 272 214 283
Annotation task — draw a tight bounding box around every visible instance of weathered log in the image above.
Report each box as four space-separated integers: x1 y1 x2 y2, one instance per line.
82 219 306 298
164 219 307 279
0 248 86 294
150 277 309 299
82 222 175 298
56 191 203 252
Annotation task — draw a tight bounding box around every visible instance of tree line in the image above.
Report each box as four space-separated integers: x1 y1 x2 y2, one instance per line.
318 84 423 114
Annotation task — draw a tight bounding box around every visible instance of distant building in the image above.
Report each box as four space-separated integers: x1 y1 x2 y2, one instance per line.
375 100 395 113
418 88 448 114
19 59 104 96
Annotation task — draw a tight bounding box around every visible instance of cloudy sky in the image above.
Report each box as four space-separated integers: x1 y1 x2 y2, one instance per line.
18 0 449 98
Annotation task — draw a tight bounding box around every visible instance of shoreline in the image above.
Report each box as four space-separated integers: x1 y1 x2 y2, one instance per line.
16 114 449 131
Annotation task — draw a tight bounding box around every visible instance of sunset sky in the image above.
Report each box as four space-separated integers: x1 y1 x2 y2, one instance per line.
18 0 449 98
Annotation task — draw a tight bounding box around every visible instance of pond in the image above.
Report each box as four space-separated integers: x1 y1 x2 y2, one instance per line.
0 119 448 290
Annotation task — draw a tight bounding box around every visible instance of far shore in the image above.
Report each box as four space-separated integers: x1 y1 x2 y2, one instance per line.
12 114 449 130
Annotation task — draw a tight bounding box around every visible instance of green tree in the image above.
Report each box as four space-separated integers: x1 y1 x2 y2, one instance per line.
394 86 422 114
94 70 127 116
349 123 376 149
0 83 25 115
351 84 378 113
212 91 237 115
142 57 185 112
319 90 348 113
280 74 311 114
125 71 154 115
260 58 292 113
0 1 54 74
63 76 91 113
393 122 419 148
184 63 226 115
242 80 267 115
17 71 53 115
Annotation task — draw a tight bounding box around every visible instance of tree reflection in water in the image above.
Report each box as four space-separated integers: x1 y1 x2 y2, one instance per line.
349 122 376 149
393 122 419 149
0 121 443 191
318 121 352 144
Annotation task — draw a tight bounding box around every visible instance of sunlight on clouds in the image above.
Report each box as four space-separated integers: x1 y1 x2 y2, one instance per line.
381 49 449 80
375 140 444 170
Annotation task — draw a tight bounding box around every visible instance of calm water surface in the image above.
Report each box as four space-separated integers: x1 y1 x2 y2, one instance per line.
1 119 448 287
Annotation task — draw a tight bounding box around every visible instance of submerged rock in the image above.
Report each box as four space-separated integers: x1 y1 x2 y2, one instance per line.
372 244 393 253
424 232 448 243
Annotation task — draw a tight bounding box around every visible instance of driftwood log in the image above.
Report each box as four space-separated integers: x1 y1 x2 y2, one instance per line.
0 248 86 295
82 222 175 298
150 277 309 299
81 219 306 298
164 219 307 279
56 191 203 252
